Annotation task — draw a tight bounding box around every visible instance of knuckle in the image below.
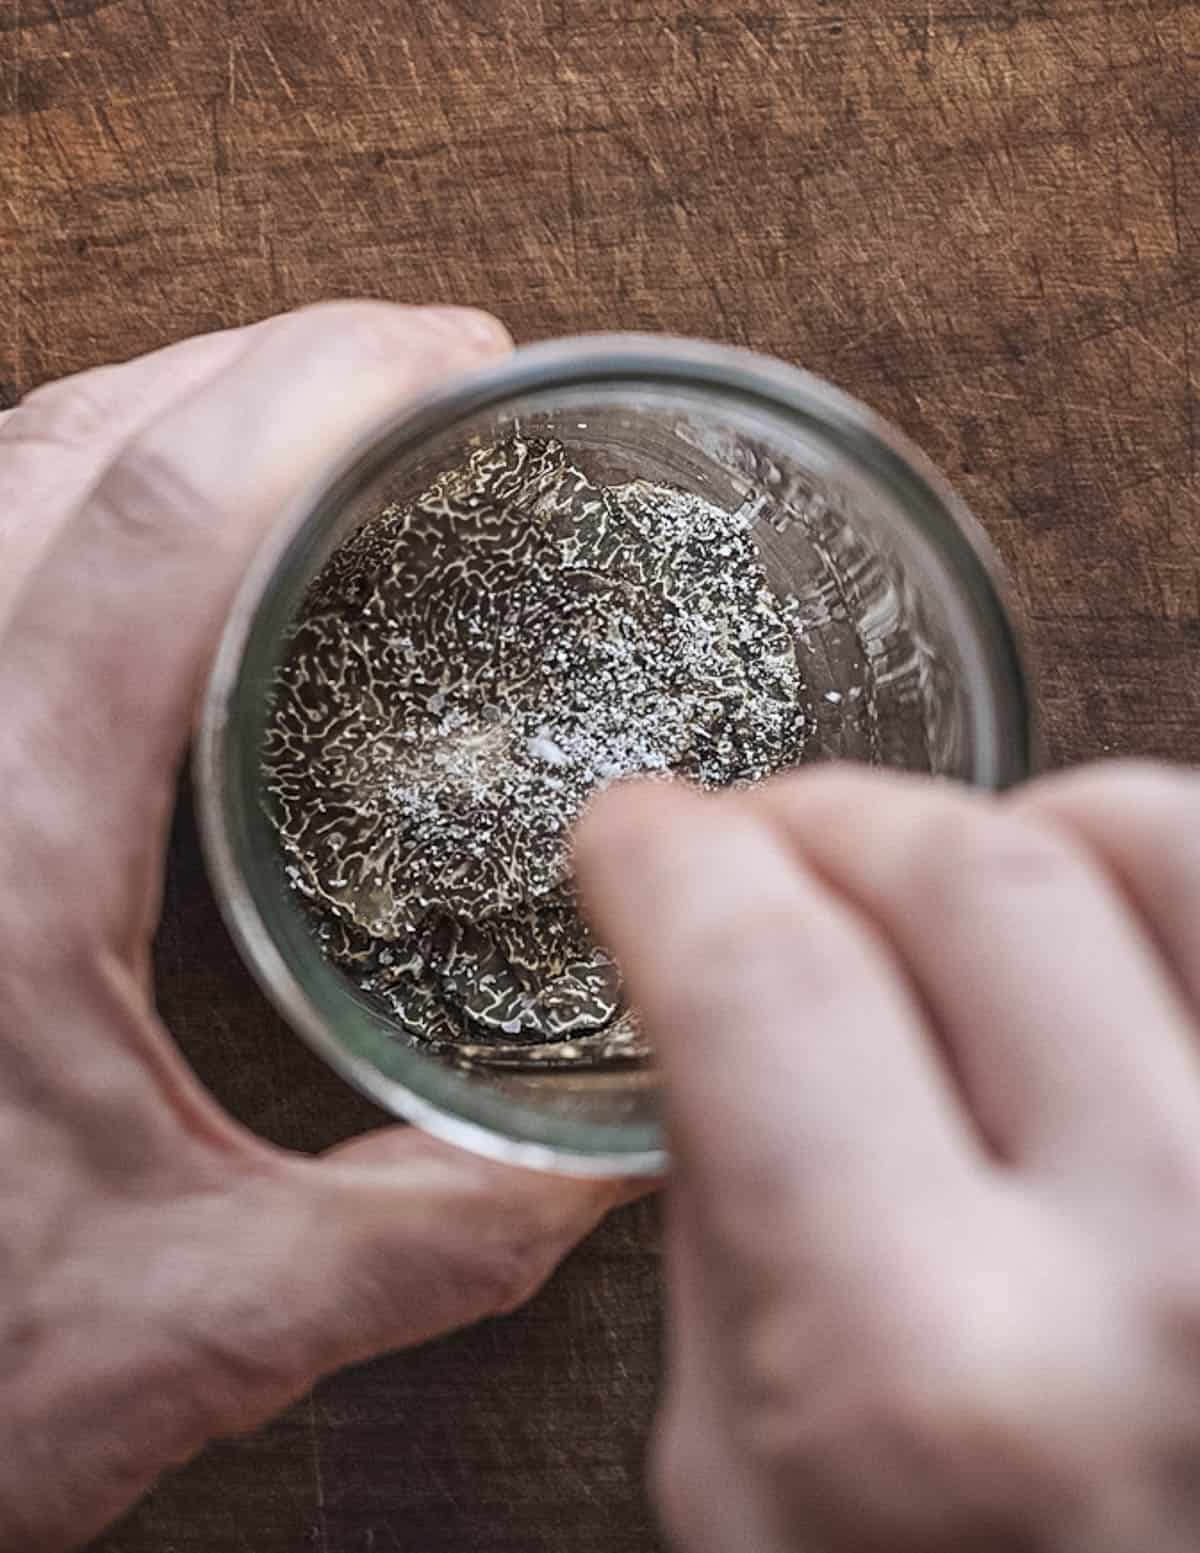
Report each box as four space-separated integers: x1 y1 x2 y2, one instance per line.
869 1342 1010 1472
403 1235 543 1324
1025 758 1191 814
477 1245 548 1317
770 763 891 809
1150 1271 1200 1352
166 1323 306 1445
650 1421 715 1553
1108 764 1200 838
93 422 211 549
1143 1136 1200 1219
0 784 108 959
14 368 118 447
1025 759 1198 835
722 1249 1053 1528
837 1264 1078 1524
756 1355 1021 1535
763 764 924 832
1024 761 1200 920
276 300 494 380
475 1200 572 1315
899 803 1077 913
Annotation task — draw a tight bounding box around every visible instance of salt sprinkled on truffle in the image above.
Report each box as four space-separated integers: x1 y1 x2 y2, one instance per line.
263 435 812 1070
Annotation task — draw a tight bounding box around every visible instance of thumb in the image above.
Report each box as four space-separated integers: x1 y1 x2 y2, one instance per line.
183 1133 638 1444
243 1131 636 1385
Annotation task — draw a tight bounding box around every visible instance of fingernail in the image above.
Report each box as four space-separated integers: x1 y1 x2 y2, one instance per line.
419 306 513 352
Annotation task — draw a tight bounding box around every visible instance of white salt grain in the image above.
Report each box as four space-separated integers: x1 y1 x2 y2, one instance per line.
527 734 569 766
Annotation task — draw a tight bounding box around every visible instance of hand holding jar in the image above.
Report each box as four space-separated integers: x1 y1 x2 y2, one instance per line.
0 304 633 1553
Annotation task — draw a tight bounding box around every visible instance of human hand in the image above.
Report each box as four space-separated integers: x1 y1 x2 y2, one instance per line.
579 763 1200 1553
0 303 632 1553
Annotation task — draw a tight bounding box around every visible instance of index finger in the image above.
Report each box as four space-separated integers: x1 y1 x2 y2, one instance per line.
575 782 981 1262
0 324 260 626
0 301 510 943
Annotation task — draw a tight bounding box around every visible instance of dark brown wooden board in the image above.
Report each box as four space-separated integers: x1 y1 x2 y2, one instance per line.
4 1 1200 1548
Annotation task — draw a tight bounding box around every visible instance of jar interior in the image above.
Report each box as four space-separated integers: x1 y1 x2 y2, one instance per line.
216 369 1029 1171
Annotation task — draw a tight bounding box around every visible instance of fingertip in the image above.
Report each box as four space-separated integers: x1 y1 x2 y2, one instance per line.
573 778 703 896
575 775 701 850
259 299 511 378
415 305 514 355
608 1174 664 1208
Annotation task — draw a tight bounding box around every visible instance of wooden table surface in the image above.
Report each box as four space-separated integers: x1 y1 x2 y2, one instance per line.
5 1 1200 1548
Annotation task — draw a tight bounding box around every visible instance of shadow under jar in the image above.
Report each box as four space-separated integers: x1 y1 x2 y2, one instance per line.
197 335 1034 1176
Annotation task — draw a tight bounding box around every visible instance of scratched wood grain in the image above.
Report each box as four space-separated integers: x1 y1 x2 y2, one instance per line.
4 0 1200 1548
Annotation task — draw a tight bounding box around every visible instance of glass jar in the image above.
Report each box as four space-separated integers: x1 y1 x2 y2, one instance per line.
196 335 1034 1176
